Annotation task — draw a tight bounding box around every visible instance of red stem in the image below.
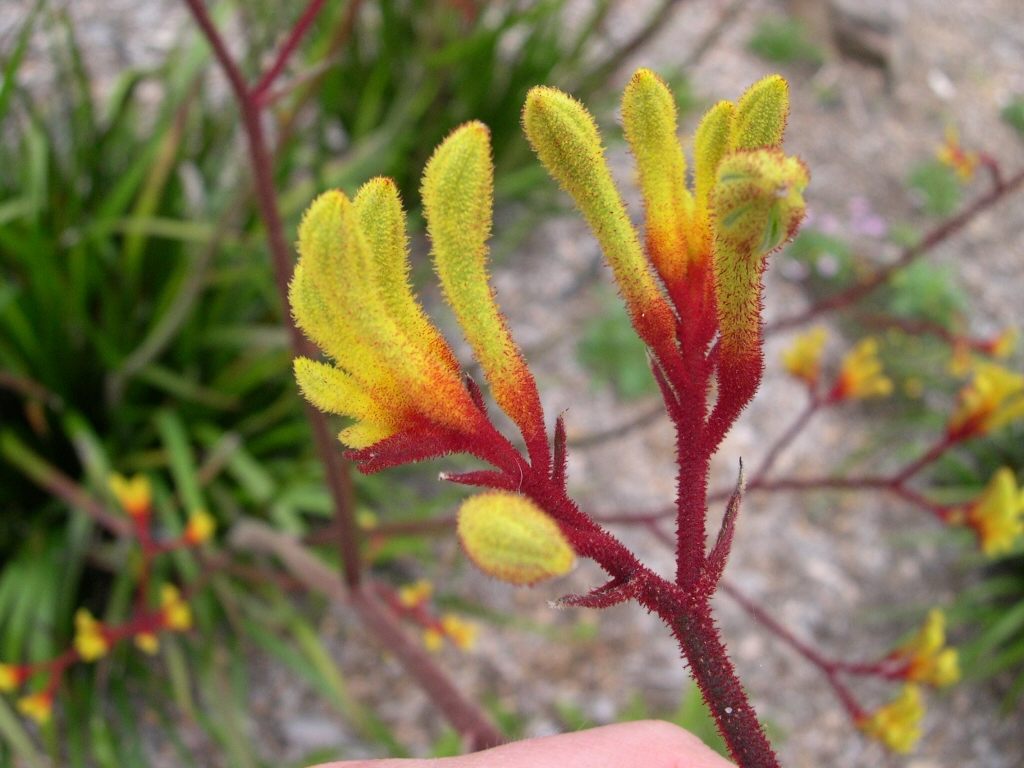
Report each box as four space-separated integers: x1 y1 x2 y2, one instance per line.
251 0 329 105
178 0 508 750
719 581 867 720
349 588 505 751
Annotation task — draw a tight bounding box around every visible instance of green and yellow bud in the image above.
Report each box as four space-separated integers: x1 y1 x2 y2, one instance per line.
621 69 693 287
457 491 575 585
422 122 545 444
522 86 676 349
728 74 789 151
710 147 808 358
354 177 461 377
291 190 483 447
693 100 735 213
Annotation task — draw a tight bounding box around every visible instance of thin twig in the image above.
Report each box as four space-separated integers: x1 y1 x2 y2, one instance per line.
228 520 506 749
180 0 362 589
720 581 866 720
0 433 132 537
566 401 667 448
251 0 329 104
746 395 820 487
766 166 1024 334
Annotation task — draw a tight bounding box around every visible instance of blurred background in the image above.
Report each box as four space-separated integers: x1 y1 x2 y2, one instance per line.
1 0 1023 765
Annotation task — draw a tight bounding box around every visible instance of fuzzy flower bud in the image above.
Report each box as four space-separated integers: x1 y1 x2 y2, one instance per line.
17 691 53 725
457 491 575 586
184 509 216 545
962 467 1024 556
782 327 827 388
857 683 924 754
109 473 152 518
831 338 892 401
73 608 110 662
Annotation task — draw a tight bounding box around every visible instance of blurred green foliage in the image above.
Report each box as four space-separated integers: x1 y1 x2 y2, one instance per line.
578 294 658 400
0 0 691 760
908 160 962 217
1001 97 1024 141
748 16 825 67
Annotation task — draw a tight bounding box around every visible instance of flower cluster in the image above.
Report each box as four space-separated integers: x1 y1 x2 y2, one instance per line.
948 362 1024 439
392 580 478 652
856 608 959 753
936 126 979 182
0 474 206 726
830 337 893 401
958 467 1024 556
781 329 895 403
858 683 925 753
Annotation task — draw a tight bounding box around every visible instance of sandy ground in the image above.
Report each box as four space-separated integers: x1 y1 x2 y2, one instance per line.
4 0 1024 765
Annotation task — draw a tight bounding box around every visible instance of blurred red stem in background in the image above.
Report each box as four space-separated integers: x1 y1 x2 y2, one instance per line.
179 0 504 749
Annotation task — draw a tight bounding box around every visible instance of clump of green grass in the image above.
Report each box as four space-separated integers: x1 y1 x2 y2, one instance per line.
748 16 825 66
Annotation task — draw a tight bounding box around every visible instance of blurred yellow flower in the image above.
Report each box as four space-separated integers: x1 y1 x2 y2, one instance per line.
441 614 478 651
987 327 1018 359
936 126 978 182
423 628 445 652
858 683 924 754
398 579 433 609
948 363 1024 438
160 585 193 632
899 609 960 688
782 327 827 387
964 467 1024 556
109 473 152 518
184 509 216 544
17 691 53 725
832 338 893 401
135 632 160 655
73 609 110 662
0 663 21 693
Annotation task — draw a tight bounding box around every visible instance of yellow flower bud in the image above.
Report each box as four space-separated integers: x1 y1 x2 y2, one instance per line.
833 338 893 400
135 632 160 655
858 683 924 754
184 509 216 545
398 579 433 608
0 663 21 693
964 467 1024 556
457 491 575 586
109 473 152 517
423 628 445 653
17 692 53 725
160 585 193 632
782 327 827 387
73 608 110 662
441 614 478 651
948 363 1024 438
900 609 961 688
